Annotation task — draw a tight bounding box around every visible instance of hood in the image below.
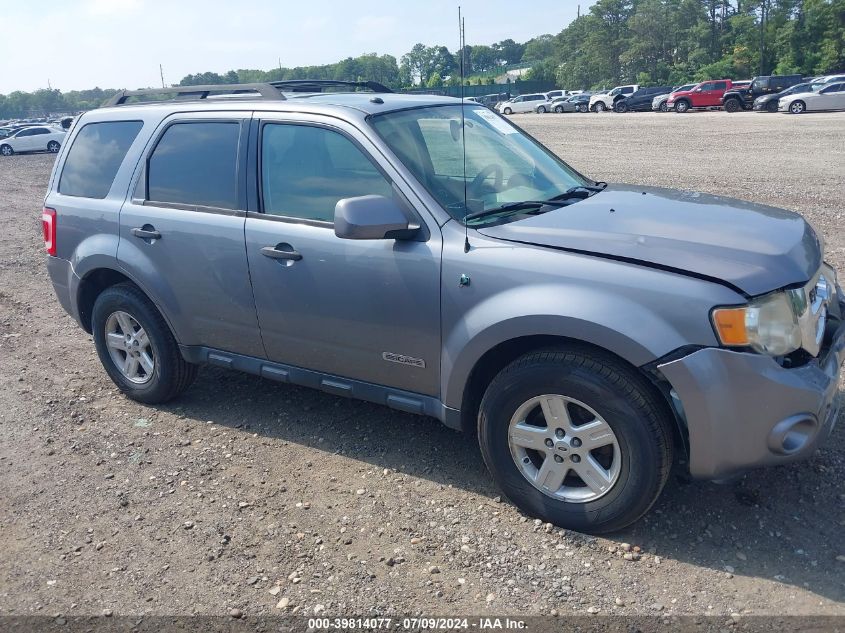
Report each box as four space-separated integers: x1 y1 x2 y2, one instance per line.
476 184 821 296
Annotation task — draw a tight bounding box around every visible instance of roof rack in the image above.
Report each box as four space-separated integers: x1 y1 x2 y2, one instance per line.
104 83 287 106
269 80 393 93
104 79 393 107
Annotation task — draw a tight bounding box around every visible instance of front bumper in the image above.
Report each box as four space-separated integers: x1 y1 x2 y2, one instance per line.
658 314 844 479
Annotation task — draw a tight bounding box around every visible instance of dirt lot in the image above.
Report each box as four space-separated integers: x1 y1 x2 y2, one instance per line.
0 111 843 621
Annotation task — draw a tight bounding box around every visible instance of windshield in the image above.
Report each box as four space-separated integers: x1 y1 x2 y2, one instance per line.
369 104 590 223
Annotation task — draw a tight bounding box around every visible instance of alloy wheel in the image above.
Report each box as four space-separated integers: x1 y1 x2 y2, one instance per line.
105 311 155 384
507 394 621 503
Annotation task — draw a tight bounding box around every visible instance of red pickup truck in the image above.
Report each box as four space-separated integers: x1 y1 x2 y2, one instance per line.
667 79 733 112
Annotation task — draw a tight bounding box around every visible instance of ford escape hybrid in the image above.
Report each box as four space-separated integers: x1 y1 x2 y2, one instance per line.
44 81 844 533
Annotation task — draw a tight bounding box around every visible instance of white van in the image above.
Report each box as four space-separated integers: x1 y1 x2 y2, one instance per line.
495 93 547 114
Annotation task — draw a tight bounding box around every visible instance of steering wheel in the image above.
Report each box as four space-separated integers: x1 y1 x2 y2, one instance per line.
470 163 504 195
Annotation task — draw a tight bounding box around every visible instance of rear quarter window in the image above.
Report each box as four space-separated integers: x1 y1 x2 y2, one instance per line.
58 121 144 199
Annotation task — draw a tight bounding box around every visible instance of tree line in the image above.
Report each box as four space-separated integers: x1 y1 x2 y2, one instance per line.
1 0 842 117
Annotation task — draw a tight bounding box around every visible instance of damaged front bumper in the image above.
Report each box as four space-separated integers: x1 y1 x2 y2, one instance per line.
658 311 844 480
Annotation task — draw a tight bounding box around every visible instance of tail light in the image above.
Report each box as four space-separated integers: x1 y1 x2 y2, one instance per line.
42 207 56 256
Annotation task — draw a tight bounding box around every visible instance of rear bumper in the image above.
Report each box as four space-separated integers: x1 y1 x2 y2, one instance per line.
46 256 81 325
658 317 844 479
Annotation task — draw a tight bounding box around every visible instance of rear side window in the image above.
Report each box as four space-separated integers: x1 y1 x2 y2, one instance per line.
147 122 239 209
713 81 728 90
59 121 143 199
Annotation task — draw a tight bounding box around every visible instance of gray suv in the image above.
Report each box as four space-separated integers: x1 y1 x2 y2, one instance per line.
44 81 844 533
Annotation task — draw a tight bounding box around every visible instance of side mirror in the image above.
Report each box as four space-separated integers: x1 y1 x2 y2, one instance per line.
334 195 419 241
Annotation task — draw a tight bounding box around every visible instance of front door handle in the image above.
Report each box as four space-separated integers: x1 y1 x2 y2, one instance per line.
131 226 161 240
261 244 302 261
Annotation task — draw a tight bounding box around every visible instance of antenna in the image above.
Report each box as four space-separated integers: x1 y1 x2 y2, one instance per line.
459 7 470 253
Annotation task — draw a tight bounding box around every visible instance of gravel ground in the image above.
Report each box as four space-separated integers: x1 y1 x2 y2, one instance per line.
0 111 843 621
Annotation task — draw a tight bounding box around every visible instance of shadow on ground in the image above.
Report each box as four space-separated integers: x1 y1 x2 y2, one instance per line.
166 366 845 604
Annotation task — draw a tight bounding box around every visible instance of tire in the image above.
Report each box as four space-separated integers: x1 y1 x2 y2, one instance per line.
537 106 547 114
503 107 513 115
723 98 741 113
0 144 13 156
554 105 563 113
47 140 60 153
789 100 805 114
614 102 628 113
766 100 778 113
578 104 588 113
595 101 606 112
478 348 673 534
659 102 668 112
674 100 690 113
92 283 197 404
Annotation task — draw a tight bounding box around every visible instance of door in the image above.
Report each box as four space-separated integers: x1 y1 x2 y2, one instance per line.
817 83 845 109
710 81 729 105
691 83 713 107
13 128 38 151
117 113 265 358
244 115 442 396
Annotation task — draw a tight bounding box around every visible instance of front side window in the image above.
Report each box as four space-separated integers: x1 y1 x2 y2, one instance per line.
370 105 588 225
147 122 239 209
59 121 143 199
261 124 392 223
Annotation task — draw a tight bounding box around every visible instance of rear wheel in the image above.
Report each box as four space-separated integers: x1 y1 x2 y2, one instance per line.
789 100 806 114
92 283 197 404
675 100 690 113
578 104 588 113
47 140 60 153
723 98 741 113
0 144 13 156
478 348 673 533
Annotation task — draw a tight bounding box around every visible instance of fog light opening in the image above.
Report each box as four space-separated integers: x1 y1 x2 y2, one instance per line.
768 415 818 456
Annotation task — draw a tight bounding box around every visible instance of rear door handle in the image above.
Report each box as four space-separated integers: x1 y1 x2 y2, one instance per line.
131 227 161 240
261 245 302 261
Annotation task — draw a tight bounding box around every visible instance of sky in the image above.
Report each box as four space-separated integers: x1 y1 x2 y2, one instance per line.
0 0 594 94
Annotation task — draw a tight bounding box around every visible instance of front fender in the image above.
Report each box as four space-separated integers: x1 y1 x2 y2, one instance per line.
442 284 699 409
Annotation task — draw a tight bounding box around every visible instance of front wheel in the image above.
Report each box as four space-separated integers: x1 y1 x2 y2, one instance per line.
537 106 546 113
554 105 563 113
766 100 779 113
0 144 13 156
595 102 606 112
614 102 628 113
503 107 513 115
674 100 690 113
478 348 673 533
723 98 741 113
659 102 668 112
92 283 197 404
47 140 60 153
789 100 806 114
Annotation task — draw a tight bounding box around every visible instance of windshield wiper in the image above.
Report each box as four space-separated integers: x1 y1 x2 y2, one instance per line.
464 199 570 222
547 183 608 201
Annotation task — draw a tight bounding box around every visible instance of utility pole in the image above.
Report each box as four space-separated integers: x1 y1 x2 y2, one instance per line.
279 58 283 71
577 4 580 18
160 64 166 88
759 0 768 75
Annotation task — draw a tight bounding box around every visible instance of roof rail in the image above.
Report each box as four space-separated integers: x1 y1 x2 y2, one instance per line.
104 83 287 107
269 80 393 93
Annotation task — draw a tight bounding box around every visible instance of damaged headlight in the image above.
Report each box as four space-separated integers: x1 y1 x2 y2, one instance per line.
712 292 802 356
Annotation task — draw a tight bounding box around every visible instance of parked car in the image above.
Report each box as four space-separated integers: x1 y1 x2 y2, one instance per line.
551 93 592 113
0 125 66 156
779 81 845 113
589 84 639 112
477 93 510 109
721 74 804 112
44 80 844 534
753 81 825 112
667 80 732 112
545 90 569 100
652 84 696 111
731 80 752 89
614 86 673 112
534 93 576 113
813 74 845 84
496 93 547 114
